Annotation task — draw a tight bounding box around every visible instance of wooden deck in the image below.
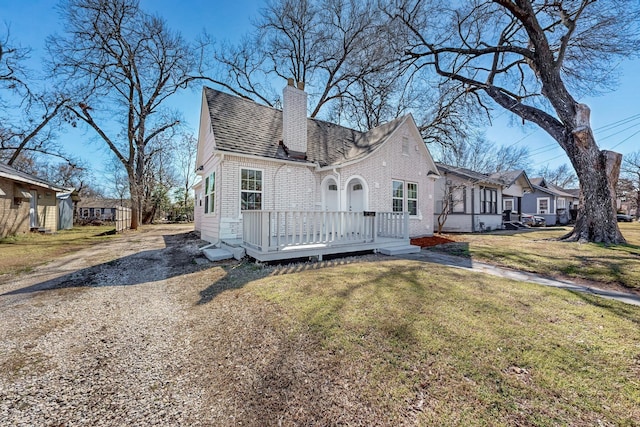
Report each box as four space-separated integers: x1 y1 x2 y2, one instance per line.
241 236 415 262
239 210 418 262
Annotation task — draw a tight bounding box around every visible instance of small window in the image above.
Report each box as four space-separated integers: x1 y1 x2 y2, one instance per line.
480 187 498 214
407 182 418 215
537 198 549 215
392 180 419 215
328 184 337 191
402 137 409 155
450 187 465 213
241 168 263 210
205 172 215 214
557 198 566 209
503 198 514 212
353 183 363 191
392 180 404 212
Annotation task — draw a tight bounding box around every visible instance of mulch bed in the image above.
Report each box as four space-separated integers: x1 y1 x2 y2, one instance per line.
410 235 456 247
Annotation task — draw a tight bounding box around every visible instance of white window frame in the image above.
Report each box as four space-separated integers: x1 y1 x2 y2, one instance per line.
407 182 418 216
557 197 566 209
392 180 418 216
392 180 404 213
204 172 215 215
450 186 466 213
480 186 498 214
537 197 550 214
240 168 263 211
503 198 514 212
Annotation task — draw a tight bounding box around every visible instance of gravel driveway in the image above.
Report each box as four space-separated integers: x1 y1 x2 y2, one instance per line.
0 225 255 426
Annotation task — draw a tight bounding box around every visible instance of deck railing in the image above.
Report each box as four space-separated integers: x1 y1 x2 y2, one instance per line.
242 210 409 253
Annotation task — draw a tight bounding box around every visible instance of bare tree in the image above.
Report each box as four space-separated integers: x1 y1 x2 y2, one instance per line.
173 133 198 218
105 157 130 205
621 151 640 219
141 133 178 223
48 0 203 229
537 164 578 188
214 0 398 123
436 181 466 234
436 134 530 174
0 25 70 166
389 0 640 243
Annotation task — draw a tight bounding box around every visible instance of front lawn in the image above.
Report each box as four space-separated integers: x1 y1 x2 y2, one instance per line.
431 222 640 291
202 258 640 425
0 225 117 276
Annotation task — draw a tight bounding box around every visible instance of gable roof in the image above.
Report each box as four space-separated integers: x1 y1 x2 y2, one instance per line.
529 177 578 198
435 163 503 186
488 169 533 192
0 163 66 192
203 87 407 168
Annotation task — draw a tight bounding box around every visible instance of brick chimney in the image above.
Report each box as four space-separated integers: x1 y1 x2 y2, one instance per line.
282 78 307 155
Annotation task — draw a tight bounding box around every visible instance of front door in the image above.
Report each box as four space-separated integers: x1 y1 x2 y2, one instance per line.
30 190 38 228
347 179 366 212
324 178 339 211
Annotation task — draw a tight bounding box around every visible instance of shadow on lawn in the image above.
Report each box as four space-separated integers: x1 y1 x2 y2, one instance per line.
1 232 209 296
571 290 640 326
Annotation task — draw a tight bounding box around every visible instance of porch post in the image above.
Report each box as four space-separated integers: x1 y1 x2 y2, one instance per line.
373 213 378 243
403 212 409 240
261 211 270 253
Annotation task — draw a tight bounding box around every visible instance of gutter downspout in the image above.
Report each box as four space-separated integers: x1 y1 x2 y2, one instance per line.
333 168 341 211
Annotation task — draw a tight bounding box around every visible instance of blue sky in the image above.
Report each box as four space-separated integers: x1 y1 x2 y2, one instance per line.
2 1 639 182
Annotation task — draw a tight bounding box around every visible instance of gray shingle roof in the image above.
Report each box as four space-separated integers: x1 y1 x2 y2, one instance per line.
204 87 406 167
435 162 503 186
529 177 578 198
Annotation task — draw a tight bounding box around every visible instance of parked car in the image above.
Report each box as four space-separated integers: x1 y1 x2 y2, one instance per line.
617 213 633 222
521 213 546 227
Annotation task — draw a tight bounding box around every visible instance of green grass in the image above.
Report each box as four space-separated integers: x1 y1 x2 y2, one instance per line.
434 222 640 291
246 259 640 425
0 225 117 276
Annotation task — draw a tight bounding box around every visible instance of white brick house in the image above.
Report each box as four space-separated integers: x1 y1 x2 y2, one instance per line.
194 81 440 261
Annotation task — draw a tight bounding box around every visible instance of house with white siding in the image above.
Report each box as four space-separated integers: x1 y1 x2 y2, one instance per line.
193 81 440 261
433 165 534 233
488 169 534 227
433 163 505 232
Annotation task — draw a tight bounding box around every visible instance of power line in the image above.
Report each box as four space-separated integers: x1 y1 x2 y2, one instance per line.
609 128 640 150
593 113 640 133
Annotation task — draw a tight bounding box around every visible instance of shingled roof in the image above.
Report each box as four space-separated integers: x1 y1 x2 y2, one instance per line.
204 87 407 167
0 163 66 192
435 162 503 186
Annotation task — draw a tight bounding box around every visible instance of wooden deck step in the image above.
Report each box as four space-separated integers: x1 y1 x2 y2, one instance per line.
202 248 234 262
378 244 421 256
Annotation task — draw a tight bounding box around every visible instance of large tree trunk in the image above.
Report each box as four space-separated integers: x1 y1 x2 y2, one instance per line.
560 106 625 243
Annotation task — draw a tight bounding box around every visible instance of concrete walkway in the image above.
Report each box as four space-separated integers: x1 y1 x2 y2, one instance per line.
398 250 640 307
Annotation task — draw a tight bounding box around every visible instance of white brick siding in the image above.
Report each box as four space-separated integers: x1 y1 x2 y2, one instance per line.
195 114 438 243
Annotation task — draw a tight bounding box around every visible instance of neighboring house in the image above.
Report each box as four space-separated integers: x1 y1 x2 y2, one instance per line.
488 169 534 224
76 198 129 222
522 178 579 225
433 163 505 232
194 81 440 261
0 163 67 237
